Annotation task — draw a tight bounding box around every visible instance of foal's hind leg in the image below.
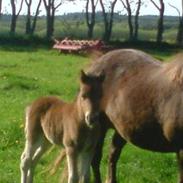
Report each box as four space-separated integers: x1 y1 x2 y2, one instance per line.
20 141 34 183
177 150 183 183
20 140 42 183
20 136 49 183
106 131 126 183
27 138 50 183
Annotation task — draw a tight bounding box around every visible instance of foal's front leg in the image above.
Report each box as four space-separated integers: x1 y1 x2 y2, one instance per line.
66 147 79 183
177 150 183 183
106 131 126 183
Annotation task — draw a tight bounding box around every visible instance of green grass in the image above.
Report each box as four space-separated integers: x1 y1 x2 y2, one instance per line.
0 46 180 183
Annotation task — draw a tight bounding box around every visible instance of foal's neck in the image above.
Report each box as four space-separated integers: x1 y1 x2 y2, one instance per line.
65 96 84 123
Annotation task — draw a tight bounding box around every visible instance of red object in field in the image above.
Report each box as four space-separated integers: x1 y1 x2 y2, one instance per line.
53 38 106 53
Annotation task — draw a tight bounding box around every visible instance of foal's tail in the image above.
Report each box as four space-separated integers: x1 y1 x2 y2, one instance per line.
24 96 60 143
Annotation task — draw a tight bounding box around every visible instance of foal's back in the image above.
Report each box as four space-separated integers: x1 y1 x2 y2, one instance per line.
26 96 67 144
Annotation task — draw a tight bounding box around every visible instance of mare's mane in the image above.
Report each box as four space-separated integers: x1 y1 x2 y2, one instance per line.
163 53 183 86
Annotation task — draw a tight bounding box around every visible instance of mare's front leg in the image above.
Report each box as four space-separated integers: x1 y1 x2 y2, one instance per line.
106 131 126 183
79 149 96 183
91 125 107 183
177 150 183 183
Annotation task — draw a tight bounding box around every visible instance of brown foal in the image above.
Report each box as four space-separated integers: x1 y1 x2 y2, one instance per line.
20 70 105 183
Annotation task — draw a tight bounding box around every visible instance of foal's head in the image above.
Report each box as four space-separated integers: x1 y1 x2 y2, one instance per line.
79 70 105 127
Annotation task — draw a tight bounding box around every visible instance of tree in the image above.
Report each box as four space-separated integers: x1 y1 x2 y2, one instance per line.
25 0 42 35
121 0 142 41
25 0 32 34
0 0 2 16
134 0 142 40
100 0 117 42
10 0 24 34
150 0 165 44
121 0 133 40
86 0 98 39
169 1 183 46
43 0 63 39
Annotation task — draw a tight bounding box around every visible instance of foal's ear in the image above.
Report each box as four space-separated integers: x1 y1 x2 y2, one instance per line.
80 70 90 84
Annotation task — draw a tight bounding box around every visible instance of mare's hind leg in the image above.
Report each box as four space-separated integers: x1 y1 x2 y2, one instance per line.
106 131 126 183
177 150 183 183
91 126 107 183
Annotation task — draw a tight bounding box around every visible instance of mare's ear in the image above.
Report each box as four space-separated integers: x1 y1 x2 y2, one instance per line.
80 70 90 84
98 70 105 83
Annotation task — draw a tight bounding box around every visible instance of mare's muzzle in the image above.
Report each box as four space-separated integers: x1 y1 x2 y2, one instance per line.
85 112 100 127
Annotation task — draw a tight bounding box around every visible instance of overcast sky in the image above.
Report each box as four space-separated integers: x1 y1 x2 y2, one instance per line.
1 0 182 16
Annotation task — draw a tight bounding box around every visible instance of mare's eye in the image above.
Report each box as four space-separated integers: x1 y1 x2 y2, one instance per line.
82 93 89 99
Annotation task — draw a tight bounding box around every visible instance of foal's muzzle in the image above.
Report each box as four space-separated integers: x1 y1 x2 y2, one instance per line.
85 112 100 127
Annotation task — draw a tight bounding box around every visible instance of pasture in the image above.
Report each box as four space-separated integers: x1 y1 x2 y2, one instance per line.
0 46 179 183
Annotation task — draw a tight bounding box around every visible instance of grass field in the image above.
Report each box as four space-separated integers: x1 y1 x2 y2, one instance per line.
0 46 180 183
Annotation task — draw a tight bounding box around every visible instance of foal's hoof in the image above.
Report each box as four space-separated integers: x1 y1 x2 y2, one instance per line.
105 179 117 183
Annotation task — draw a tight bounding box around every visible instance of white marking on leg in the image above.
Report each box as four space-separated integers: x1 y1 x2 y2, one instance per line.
66 148 79 183
20 141 33 183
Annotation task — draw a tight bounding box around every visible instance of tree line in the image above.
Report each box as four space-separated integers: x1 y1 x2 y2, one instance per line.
0 0 183 46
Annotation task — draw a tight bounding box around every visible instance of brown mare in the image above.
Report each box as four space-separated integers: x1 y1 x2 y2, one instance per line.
20 70 105 183
86 49 183 183
51 49 161 183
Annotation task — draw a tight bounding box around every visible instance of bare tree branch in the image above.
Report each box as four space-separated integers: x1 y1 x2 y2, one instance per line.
168 3 181 18
25 0 30 6
43 0 63 39
94 0 99 8
99 0 117 41
120 0 127 9
31 0 42 34
54 0 63 10
17 0 24 17
150 0 165 43
150 0 160 11
43 0 48 8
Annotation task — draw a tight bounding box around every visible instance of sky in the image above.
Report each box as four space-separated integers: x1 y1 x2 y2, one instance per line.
1 0 182 16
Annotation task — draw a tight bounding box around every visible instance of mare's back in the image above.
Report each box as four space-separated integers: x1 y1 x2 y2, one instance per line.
87 49 161 98
87 49 161 85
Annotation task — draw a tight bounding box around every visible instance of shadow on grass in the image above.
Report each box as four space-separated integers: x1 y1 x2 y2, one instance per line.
0 34 53 52
0 73 39 91
0 64 17 68
109 40 181 56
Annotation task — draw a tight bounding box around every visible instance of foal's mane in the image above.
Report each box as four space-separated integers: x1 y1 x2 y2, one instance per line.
163 53 183 86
